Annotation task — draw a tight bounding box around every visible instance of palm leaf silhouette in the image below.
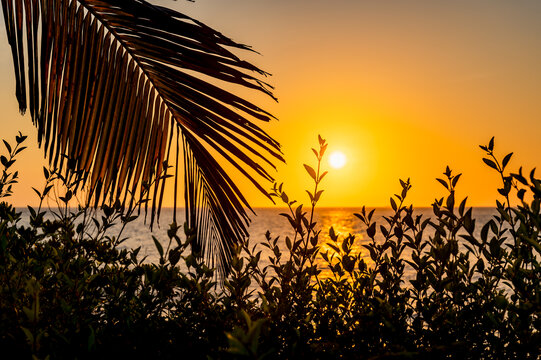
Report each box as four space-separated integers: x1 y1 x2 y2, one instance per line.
1 0 283 273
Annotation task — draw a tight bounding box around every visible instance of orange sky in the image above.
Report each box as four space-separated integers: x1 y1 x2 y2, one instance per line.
1 0 541 208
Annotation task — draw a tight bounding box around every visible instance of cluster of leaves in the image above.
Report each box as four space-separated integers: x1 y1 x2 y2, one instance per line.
0 135 540 359
0 136 235 359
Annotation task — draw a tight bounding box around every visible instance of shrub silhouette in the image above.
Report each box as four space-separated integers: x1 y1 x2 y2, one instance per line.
0 135 539 359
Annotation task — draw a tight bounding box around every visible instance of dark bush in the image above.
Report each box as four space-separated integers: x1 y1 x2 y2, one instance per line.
0 135 539 359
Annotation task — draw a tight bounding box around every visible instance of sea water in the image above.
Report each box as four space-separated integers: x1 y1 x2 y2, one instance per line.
15 206 497 282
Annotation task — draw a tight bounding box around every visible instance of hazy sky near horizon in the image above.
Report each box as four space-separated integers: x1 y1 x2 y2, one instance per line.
1 0 541 208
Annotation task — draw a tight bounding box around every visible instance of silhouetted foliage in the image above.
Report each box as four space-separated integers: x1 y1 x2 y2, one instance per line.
1 0 282 274
0 135 539 359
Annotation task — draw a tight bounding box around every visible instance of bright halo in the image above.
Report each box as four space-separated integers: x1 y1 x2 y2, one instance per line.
329 151 347 169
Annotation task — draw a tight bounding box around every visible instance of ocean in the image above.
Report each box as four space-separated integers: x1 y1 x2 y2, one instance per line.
15 206 497 281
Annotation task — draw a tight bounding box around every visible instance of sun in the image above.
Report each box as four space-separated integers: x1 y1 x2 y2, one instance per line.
329 151 347 169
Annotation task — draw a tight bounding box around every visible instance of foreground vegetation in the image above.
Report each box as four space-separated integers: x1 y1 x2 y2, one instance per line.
0 135 539 359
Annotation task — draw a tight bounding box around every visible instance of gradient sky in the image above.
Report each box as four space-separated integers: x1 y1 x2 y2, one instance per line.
1 0 541 208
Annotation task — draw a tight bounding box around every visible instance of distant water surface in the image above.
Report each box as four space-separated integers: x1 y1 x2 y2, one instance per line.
16 207 496 282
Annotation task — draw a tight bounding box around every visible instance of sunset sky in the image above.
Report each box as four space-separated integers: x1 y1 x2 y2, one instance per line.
1 0 541 208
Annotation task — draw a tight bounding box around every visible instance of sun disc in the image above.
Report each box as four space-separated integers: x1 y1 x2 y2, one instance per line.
329 151 347 169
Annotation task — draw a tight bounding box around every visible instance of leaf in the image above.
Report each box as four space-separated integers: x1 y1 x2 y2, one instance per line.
436 178 449 190
14 146 26 155
20 327 34 344
446 192 455 211
328 243 340 254
482 158 499 171
366 223 376 238
27 206 36 218
368 209 375 221
390 197 397 211
481 222 491 242
488 136 494 151
497 188 509 197
321 252 329 263
0 0 284 274
451 173 462 188
444 166 452 178
43 185 53 197
3 140 11 154
342 255 355 273
511 168 528 185
304 164 317 181
314 190 324 202
502 152 513 170
32 188 41 198
152 236 164 258
310 234 318 246
458 197 468 216
329 226 338 241
476 258 485 272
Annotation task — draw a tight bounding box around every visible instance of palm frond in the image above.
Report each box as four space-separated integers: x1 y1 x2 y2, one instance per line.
1 0 283 273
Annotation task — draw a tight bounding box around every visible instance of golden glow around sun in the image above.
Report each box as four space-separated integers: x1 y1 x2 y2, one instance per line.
329 151 347 169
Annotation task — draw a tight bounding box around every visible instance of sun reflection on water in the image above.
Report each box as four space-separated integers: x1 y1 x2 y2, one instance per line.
312 208 374 280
